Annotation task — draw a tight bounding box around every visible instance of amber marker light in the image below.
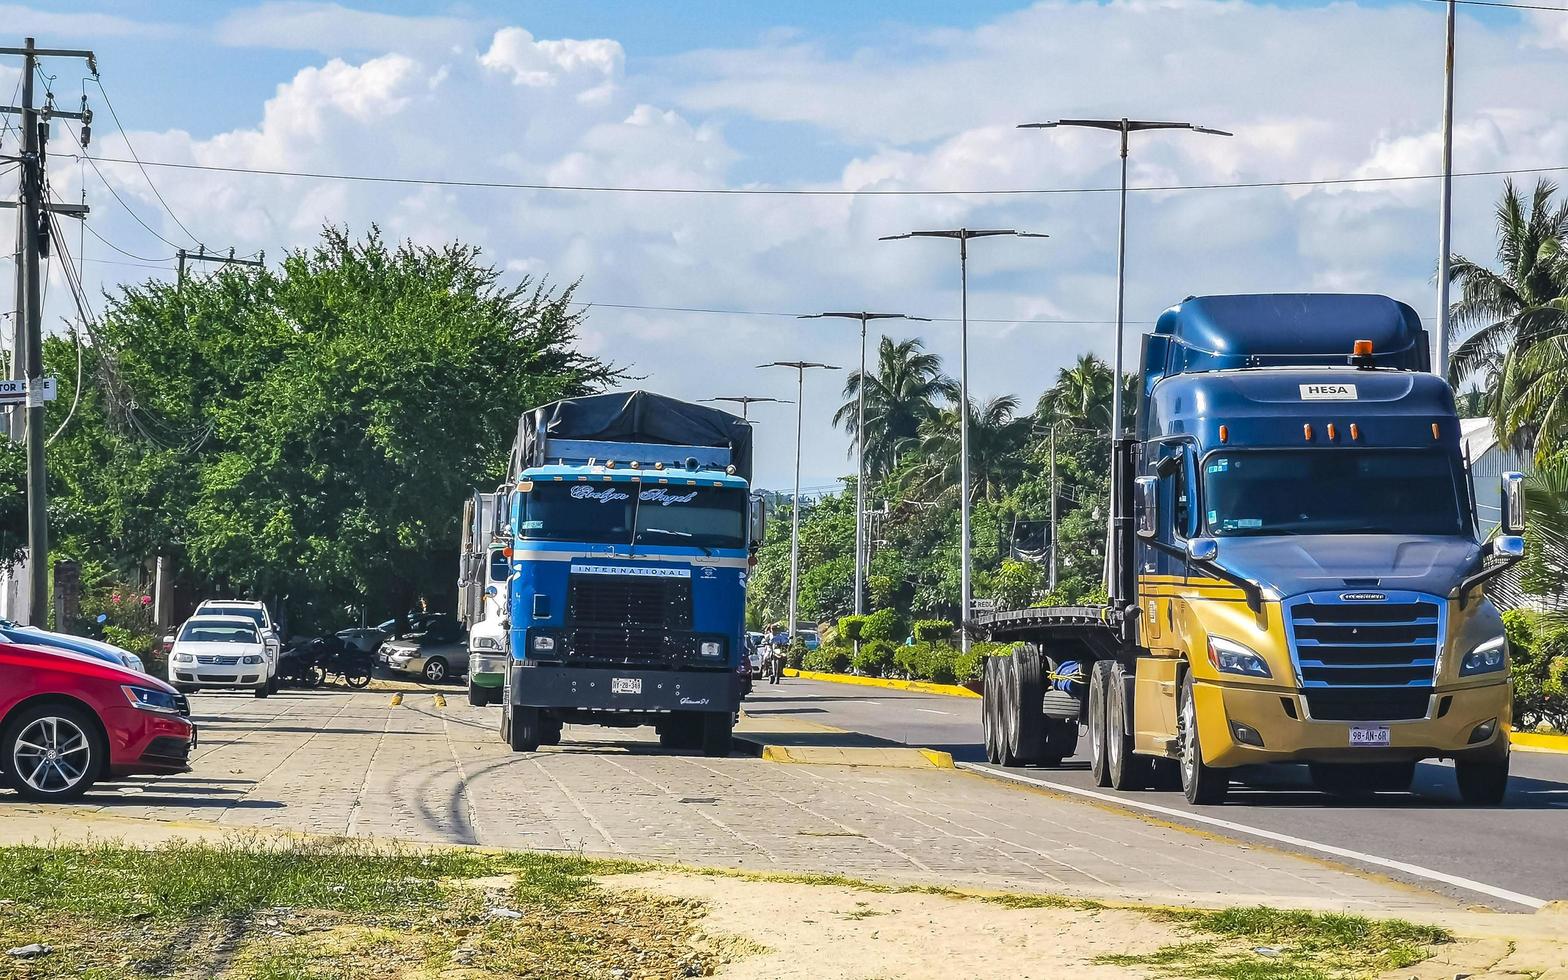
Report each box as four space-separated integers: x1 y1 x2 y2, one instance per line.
1350 423 1361 441
1218 425 1229 443
1432 422 1441 439
1327 423 1338 440
1353 339 1374 356
1303 423 1313 441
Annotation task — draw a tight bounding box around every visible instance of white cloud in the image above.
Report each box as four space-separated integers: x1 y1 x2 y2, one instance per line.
480 26 622 103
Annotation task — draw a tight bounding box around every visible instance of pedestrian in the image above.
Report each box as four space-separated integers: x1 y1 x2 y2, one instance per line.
768 640 785 684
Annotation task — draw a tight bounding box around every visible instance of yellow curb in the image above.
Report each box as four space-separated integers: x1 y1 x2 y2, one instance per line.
784 668 980 699
389 692 403 706
757 744 954 768
1510 731 1568 754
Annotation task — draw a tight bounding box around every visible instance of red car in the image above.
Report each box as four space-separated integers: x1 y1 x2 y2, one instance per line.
0 642 197 802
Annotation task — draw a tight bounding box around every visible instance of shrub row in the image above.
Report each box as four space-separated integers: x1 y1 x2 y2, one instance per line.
1503 609 1568 732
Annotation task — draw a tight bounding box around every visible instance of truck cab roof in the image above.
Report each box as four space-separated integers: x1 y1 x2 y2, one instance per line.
518 464 749 489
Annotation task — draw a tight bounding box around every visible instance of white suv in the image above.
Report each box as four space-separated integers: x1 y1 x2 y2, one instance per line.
194 600 280 690
168 616 273 697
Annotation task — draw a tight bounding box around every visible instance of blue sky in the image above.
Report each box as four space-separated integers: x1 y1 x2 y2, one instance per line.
7 1 1568 491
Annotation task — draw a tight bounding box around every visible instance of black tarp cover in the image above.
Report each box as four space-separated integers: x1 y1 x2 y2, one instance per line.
511 390 753 483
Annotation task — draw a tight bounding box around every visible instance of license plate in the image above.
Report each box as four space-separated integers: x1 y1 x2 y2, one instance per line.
1349 725 1391 746
611 677 642 695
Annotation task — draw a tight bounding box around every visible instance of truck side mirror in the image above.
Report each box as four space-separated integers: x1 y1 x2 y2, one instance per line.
1134 477 1157 539
749 495 767 546
1186 537 1219 562
1501 472 1525 534
1492 535 1525 560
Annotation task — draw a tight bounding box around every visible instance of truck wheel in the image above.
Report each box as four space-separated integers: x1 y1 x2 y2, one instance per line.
658 713 702 750
1009 646 1045 765
1106 662 1146 791
1178 674 1228 805
507 704 541 752
701 713 734 757
1455 748 1510 805
981 658 999 763
1088 661 1112 787
1039 717 1078 768
996 655 1021 767
541 719 563 747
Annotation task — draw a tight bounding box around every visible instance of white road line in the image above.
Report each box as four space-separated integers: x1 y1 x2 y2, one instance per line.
956 762 1548 910
915 708 951 716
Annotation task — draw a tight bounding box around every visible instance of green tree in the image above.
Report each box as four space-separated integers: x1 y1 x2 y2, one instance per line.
1448 179 1568 457
833 337 957 480
911 395 1033 503
50 226 618 630
1036 353 1113 430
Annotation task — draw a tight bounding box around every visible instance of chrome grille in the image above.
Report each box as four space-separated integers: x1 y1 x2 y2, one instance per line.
1285 591 1442 722
568 572 691 630
196 655 241 666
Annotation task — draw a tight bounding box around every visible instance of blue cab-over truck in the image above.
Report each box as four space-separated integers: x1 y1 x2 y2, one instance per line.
494 391 764 756
981 294 1524 805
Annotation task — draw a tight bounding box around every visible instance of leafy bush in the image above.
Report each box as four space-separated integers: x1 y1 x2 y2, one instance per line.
912 619 954 643
861 608 906 644
787 638 809 669
953 648 983 684
853 639 897 677
101 625 157 657
802 642 851 674
837 615 868 644
1506 609 1568 731
918 645 959 685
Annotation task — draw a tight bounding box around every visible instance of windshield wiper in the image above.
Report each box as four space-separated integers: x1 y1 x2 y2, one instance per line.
638 527 716 556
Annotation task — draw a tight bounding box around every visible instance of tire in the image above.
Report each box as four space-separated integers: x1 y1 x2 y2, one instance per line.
1009 646 1045 765
658 713 703 751
468 683 487 707
304 666 326 689
507 704 541 752
268 675 282 694
996 655 1020 767
982 658 1002 764
1106 662 1146 791
1178 673 1228 805
253 683 270 699
1455 749 1510 805
1310 761 1416 799
541 720 563 747
1038 718 1078 768
422 658 448 684
2 702 104 802
1088 660 1112 787
702 713 734 757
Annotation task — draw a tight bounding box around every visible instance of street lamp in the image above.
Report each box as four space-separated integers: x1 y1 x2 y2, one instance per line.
700 395 792 422
797 311 928 621
758 361 841 644
1018 118 1229 603
1436 0 1457 376
880 230 1045 651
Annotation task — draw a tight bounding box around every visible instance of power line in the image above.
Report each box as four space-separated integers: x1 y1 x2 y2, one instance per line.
59 119 183 249
71 154 1568 198
88 74 202 246
79 219 174 263
1416 0 1568 10
572 300 1129 325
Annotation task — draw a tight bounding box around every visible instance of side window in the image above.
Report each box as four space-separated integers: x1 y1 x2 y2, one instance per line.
489 550 509 582
1173 453 1191 538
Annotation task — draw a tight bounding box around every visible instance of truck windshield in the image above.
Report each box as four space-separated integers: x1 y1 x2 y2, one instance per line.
1202 450 1468 537
518 483 747 550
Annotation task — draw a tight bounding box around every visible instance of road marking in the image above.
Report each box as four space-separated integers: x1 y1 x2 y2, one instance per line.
915 708 951 716
956 762 1548 910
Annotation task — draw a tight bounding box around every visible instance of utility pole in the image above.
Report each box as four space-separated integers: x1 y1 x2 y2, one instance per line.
797 311 927 625
1435 0 1457 377
1048 421 1058 594
758 361 840 644
2 37 96 624
880 230 1045 651
177 245 264 288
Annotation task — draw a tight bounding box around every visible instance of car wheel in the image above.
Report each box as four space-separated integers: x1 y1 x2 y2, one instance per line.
268 675 281 694
254 683 271 699
3 703 103 802
422 658 448 684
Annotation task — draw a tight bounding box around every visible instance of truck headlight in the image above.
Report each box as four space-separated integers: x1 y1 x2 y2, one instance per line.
532 635 556 652
699 640 723 659
1207 636 1271 678
474 635 503 652
1460 635 1507 676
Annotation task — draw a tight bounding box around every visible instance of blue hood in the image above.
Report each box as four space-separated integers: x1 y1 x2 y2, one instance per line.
1212 535 1483 599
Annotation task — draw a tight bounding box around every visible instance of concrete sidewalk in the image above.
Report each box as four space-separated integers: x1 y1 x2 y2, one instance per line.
0 687 1470 915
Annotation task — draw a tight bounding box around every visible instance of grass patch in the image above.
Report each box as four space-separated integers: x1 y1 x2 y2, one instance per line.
0 839 707 980
1096 905 1452 979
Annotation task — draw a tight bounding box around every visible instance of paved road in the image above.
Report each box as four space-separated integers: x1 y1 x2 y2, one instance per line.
743 677 1568 910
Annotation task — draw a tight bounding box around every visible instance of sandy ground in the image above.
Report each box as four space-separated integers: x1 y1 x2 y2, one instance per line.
599 871 1186 980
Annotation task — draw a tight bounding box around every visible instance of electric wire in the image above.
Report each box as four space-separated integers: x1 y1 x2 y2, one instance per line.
89 74 202 246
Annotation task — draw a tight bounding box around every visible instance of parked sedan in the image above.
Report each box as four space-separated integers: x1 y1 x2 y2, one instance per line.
0 621 145 674
382 617 468 683
0 642 195 802
167 616 273 697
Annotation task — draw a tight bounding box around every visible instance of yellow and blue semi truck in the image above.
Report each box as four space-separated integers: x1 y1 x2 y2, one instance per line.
980 293 1522 805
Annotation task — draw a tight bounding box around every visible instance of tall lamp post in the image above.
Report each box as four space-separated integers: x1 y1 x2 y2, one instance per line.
797 312 927 622
879 230 1045 651
1436 0 1457 377
758 361 840 644
700 395 791 422
1017 118 1229 601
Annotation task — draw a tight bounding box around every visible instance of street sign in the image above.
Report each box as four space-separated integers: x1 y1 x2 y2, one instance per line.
969 597 998 613
0 378 57 405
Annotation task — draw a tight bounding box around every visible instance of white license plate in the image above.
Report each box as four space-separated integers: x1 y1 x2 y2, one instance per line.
1349 725 1391 746
611 677 642 695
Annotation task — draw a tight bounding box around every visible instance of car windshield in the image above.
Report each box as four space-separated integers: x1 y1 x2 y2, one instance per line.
1202 450 1469 537
181 622 260 644
518 482 747 550
204 606 265 629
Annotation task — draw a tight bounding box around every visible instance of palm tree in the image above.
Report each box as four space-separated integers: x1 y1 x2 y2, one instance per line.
1036 354 1114 431
833 336 958 479
1448 178 1568 456
911 394 1033 503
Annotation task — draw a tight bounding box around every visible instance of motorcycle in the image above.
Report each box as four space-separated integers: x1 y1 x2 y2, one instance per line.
314 635 373 689
276 643 326 689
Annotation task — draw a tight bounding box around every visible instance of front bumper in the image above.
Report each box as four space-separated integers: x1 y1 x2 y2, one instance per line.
169 665 267 687
385 655 428 675
508 662 740 713
1195 679 1512 768
469 653 507 687
103 706 196 776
